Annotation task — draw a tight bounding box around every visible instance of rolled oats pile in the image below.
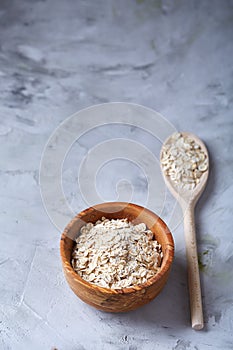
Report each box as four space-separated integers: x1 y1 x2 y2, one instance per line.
71 218 163 289
161 132 208 190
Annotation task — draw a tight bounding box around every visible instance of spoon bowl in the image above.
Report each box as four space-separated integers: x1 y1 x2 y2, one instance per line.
161 132 209 207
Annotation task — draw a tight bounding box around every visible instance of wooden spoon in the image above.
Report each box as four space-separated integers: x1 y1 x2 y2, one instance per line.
160 132 209 330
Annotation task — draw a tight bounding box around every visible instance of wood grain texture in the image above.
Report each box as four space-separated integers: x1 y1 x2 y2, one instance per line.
183 205 203 330
60 202 174 312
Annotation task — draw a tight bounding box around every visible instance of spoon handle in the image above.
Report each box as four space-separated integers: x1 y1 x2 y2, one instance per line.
183 204 204 330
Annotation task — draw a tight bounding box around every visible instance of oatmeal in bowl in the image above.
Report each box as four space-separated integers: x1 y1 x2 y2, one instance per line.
72 217 163 289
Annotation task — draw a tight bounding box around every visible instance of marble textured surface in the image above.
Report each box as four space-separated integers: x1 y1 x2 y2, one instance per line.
1 0 233 349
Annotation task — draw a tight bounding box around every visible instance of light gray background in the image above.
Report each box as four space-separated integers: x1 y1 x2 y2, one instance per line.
0 1 233 349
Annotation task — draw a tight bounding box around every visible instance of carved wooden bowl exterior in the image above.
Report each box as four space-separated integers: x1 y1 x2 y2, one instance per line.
60 202 174 312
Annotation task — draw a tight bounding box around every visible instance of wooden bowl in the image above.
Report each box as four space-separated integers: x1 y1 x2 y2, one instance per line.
60 202 174 312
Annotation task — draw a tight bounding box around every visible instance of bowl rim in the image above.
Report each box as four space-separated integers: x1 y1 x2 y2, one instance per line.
60 202 174 295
